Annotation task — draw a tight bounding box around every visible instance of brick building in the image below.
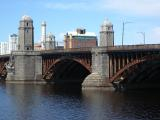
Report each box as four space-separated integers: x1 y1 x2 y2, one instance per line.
64 28 97 49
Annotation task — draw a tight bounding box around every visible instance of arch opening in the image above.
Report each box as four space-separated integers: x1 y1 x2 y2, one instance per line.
45 59 91 86
113 60 160 91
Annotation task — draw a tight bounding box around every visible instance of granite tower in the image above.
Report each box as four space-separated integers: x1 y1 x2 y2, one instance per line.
18 15 34 50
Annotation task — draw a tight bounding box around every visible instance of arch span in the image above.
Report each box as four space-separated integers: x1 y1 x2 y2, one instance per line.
43 58 91 85
0 62 8 80
110 55 160 90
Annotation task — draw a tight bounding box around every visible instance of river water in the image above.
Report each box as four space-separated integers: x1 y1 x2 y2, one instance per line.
0 83 160 120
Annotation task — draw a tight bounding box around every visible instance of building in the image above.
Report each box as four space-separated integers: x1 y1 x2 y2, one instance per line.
34 43 41 51
45 32 56 50
41 21 46 49
64 28 97 49
100 19 114 47
40 21 56 50
1 42 9 55
0 33 18 55
18 15 34 50
8 34 18 53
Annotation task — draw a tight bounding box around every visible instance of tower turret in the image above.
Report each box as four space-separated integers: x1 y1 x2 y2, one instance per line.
18 15 34 50
46 32 56 50
100 19 114 47
41 21 46 49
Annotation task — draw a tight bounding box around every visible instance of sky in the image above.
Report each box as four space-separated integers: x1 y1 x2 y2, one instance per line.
1 0 160 45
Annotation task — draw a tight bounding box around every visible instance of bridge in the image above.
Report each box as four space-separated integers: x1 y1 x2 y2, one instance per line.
1 44 160 90
41 48 92 85
107 44 160 90
0 55 9 79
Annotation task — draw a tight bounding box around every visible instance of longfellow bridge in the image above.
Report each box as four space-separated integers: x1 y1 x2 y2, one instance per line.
1 44 160 90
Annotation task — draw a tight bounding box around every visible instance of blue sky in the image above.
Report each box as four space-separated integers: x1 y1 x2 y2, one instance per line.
1 0 160 45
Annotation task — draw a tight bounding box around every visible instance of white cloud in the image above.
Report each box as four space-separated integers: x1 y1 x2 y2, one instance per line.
45 2 89 10
45 0 160 16
102 0 160 16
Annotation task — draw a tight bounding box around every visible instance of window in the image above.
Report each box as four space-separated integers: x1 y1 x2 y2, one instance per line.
25 28 28 33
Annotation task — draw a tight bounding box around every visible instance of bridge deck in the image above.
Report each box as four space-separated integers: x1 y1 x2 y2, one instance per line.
0 44 160 57
41 44 160 54
106 44 160 52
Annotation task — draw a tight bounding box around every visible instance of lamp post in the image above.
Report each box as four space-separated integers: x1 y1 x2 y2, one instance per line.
122 21 132 46
137 32 145 45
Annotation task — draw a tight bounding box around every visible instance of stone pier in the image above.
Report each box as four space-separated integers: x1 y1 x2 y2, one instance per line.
6 51 43 83
82 47 113 87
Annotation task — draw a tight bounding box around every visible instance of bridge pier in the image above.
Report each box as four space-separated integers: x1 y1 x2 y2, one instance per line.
82 48 113 88
6 51 43 83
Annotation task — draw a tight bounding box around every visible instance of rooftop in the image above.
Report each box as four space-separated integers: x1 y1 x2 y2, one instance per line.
21 15 33 21
102 19 112 26
67 28 96 37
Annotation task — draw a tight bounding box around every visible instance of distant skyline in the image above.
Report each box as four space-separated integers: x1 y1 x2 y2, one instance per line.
1 0 160 45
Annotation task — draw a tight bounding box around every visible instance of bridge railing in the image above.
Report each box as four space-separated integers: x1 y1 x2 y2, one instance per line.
76 44 160 53
0 54 10 58
106 44 160 51
40 47 92 54
2 44 160 56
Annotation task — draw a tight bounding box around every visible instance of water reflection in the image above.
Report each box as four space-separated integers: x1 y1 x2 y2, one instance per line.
0 83 159 120
6 84 45 120
82 89 160 120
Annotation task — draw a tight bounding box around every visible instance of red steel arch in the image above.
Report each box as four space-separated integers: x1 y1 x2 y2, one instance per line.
109 55 160 83
0 57 9 78
43 58 91 80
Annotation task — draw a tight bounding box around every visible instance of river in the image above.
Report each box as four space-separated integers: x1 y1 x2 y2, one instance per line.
0 83 159 120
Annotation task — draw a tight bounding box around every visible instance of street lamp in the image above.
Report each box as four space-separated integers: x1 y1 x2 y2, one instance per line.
122 21 132 46
137 32 145 45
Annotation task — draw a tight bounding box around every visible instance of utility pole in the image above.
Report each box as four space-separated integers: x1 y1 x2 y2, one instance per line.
122 21 132 46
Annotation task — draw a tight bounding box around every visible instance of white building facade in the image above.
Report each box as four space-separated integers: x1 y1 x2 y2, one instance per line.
41 21 46 49
1 42 9 55
40 21 56 50
9 34 18 53
45 32 56 50
0 34 18 55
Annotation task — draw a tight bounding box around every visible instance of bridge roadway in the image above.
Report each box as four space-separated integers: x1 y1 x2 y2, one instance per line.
40 44 160 53
1 44 160 90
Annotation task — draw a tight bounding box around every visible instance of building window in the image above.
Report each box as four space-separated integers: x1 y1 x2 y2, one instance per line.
27 22 28 26
25 28 28 33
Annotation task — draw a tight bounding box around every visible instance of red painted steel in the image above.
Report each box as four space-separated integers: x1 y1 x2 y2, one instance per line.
109 55 160 82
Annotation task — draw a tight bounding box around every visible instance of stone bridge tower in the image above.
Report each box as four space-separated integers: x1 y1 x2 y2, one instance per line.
6 15 42 82
100 19 114 47
83 19 114 87
18 15 34 50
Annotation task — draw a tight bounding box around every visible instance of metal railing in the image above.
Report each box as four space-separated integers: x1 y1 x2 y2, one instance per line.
40 47 92 54
1 44 160 56
106 44 160 51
